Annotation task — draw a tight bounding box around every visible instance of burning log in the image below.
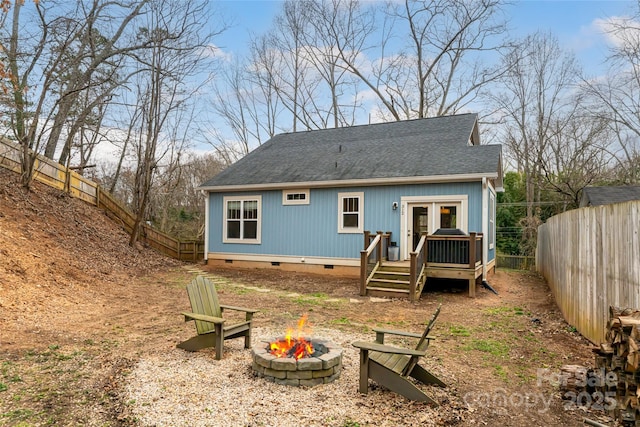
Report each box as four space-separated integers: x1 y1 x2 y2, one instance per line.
268 314 315 359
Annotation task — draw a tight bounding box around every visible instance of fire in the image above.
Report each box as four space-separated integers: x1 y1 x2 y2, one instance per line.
269 314 314 359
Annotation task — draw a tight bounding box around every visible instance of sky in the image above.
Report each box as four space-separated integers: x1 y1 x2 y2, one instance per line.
214 0 637 75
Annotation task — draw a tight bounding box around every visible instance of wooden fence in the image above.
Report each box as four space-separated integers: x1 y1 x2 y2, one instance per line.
0 137 204 262
536 200 640 344
496 254 535 271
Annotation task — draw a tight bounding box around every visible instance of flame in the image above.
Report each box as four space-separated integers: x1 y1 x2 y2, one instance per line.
269 314 314 359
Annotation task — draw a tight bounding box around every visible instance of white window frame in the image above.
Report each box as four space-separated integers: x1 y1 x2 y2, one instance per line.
282 189 310 205
223 195 262 244
338 192 364 234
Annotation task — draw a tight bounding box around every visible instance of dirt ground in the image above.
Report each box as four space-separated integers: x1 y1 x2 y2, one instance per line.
0 170 618 426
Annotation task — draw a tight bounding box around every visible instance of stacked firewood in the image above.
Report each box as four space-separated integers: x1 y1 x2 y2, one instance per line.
590 306 640 426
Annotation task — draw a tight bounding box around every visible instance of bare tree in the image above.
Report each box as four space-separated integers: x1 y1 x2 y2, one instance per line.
326 0 508 121
42 1 148 163
490 32 581 255
0 0 148 187
126 0 216 247
207 57 280 165
581 3 640 183
540 110 614 208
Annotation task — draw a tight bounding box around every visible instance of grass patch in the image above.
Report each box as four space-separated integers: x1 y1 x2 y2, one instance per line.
449 325 471 337
464 339 510 358
331 317 352 325
0 383 7 392
291 296 323 306
494 365 508 381
485 306 530 317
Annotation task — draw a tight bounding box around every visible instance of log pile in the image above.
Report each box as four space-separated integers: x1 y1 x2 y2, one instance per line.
591 306 640 426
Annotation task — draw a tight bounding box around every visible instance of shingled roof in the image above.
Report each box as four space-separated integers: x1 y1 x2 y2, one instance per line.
580 185 640 207
200 113 502 190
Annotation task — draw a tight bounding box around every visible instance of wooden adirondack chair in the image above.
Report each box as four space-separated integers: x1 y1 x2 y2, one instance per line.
352 305 445 404
177 276 258 360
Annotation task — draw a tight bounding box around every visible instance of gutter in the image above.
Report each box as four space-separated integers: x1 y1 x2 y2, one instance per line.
198 172 499 193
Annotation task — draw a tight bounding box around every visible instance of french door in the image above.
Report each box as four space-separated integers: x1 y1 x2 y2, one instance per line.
403 199 465 259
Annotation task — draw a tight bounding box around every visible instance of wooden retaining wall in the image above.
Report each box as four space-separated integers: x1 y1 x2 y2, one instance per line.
0 137 204 262
536 201 640 344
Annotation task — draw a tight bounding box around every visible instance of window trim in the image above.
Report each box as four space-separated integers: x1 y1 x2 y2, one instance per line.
222 195 262 244
282 189 310 205
338 192 364 234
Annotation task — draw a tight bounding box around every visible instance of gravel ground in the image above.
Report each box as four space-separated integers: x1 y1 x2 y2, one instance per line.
125 327 464 427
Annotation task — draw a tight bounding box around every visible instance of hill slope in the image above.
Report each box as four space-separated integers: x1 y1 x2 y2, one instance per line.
0 169 181 347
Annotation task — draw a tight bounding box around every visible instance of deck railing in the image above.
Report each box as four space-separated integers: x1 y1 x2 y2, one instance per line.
409 233 427 301
426 232 483 268
360 230 392 296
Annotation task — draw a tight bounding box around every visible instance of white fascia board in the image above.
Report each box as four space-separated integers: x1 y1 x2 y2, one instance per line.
198 172 497 193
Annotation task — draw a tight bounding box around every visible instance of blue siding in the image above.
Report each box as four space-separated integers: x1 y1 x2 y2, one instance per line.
208 182 489 260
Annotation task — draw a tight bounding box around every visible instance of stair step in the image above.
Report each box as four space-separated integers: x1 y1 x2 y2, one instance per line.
370 278 410 285
366 286 410 294
375 270 410 276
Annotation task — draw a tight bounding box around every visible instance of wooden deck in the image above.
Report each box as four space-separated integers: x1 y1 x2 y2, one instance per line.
360 231 484 299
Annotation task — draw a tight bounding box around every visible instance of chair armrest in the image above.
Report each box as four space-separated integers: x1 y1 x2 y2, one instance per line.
219 304 259 314
182 312 225 324
372 327 422 339
352 341 427 357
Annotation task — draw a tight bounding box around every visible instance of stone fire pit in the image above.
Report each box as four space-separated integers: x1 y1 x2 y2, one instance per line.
251 338 343 387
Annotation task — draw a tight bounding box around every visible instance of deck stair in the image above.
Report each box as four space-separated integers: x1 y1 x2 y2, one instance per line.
365 264 424 300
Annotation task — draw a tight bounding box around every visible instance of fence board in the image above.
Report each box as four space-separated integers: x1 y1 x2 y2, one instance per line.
537 200 640 344
0 137 204 263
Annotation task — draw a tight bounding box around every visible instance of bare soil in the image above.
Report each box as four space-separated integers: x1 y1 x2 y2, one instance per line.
0 169 617 426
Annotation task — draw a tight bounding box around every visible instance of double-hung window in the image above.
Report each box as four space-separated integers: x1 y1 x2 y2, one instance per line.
338 192 364 233
223 196 261 243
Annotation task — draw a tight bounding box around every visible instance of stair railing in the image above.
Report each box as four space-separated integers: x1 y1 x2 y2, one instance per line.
409 233 427 302
360 230 392 296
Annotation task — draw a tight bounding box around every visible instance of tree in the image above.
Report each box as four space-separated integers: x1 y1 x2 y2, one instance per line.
125 0 216 247
581 2 640 183
490 32 581 255
331 0 508 121
0 0 148 187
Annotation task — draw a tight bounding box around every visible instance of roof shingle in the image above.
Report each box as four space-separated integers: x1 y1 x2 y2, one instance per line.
200 113 501 189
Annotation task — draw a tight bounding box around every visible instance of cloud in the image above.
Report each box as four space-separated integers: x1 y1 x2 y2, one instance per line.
592 15 640 49
201 44 233 62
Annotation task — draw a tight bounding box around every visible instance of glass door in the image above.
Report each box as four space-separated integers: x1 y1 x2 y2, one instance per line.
407 205 429 256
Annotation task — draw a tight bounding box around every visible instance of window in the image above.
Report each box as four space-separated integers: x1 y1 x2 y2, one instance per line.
223 196 261 243
489 192 495 250
282 189 310 205
439 205 458 229
338 192 363 233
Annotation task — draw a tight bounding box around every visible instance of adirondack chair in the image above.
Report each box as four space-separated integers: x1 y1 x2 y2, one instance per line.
352 305 445 404
177 276 258 360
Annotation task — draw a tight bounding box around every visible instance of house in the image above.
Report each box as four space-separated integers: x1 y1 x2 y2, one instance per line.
579 185 640 208
199 113 503 297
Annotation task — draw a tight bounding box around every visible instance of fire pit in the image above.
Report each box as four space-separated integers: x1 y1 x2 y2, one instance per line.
251 316 343 387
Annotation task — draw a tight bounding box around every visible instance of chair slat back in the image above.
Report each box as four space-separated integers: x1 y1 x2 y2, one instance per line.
186 276 222 335
401 305 441 377
415 304 441 351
